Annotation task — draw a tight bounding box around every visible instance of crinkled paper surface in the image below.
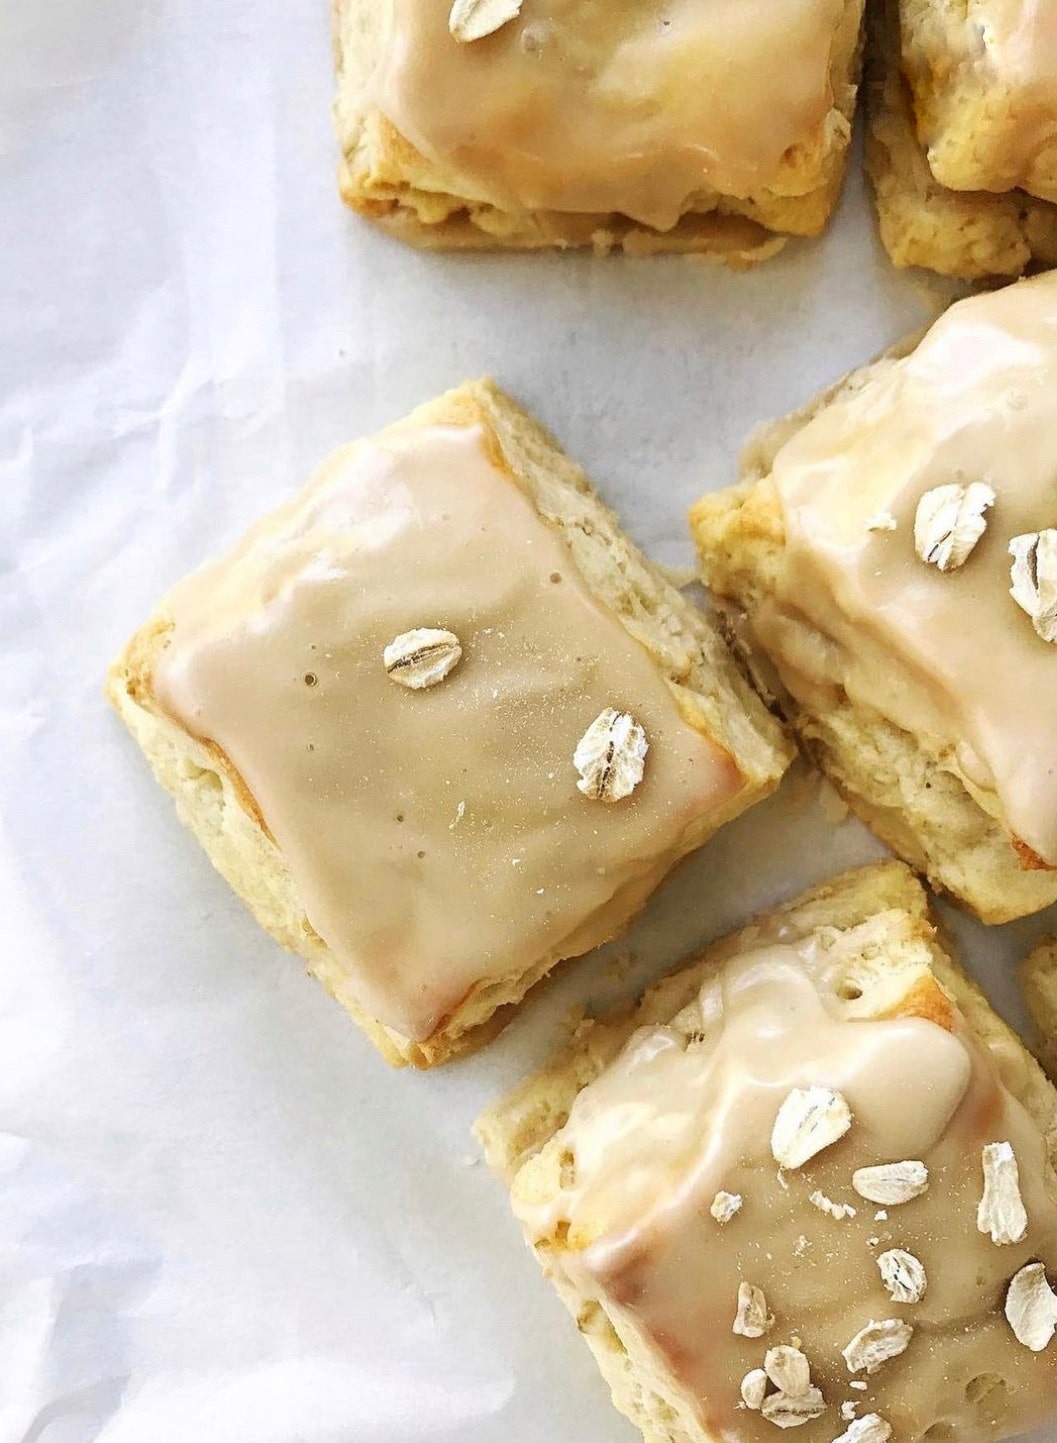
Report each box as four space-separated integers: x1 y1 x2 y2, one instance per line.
2 3 1055 1440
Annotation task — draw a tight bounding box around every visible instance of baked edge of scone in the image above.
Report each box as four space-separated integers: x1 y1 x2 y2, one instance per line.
688 342 1057 924
475 858 1057 1443
106 378 793 1068
329 0 865 261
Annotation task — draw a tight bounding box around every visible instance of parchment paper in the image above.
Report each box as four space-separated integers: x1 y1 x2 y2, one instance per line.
2 3 1055 1440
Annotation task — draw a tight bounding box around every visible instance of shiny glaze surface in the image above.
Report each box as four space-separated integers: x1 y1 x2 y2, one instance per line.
756 275 1057 862
519 935 1057 1441
154 425 742 1039
373 0 849 226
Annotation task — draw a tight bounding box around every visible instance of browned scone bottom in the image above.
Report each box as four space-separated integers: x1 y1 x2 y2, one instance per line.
478 862 1057 1443
865 0 1057 279
108 381 790 1067
331 0 866 257
691 274 1057 923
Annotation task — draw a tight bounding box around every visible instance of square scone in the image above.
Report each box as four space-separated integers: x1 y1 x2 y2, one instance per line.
691 272 1057 923
331 0 866 260
865 0 1057 279
477 860 1057 1443
107 381 791 1068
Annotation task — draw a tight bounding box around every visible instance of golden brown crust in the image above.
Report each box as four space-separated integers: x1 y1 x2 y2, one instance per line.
108 380 790 1069
331 0 862 259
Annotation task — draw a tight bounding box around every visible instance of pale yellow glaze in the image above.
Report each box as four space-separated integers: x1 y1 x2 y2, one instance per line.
372 0 848 228
151 425 743 1042
520 938 1057 1443
753 272 1057 865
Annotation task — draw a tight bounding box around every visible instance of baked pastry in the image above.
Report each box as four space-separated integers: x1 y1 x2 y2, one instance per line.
865 0 1057 279
691 272 1057 923
331 0 866 260
107 380 790 1068
477 860 1057 1443
1020 938 1057 1081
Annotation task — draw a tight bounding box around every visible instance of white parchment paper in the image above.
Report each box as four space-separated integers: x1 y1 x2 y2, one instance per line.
3 4 1056 1441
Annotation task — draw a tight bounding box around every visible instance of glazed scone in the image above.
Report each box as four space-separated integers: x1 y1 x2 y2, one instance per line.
331 0 866 260
900 0 1057 203
691 273 1057 923
1020 939 1057 1082
477 860 1057 1443
107 380 791 1069
865 0 1057 280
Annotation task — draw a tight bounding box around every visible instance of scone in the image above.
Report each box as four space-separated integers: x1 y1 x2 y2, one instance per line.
331 0 866 260
477 860 1057 1443
691 272 1057 923
865 0 1057 279
107 380 791 1069
1020 938 1057 1082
